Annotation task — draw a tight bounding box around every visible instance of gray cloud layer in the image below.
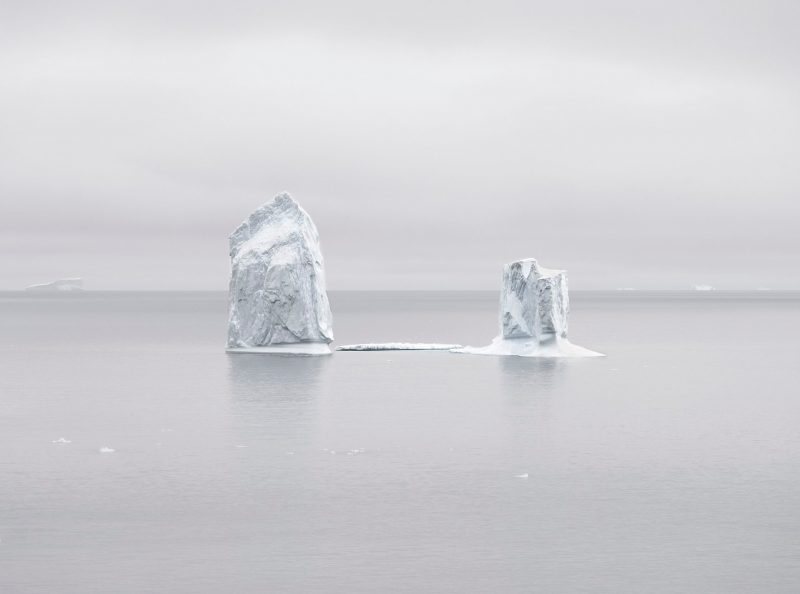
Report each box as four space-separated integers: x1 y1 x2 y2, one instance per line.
1 0 798 289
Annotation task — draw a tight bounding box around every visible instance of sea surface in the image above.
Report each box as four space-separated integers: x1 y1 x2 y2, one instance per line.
1 291 799 593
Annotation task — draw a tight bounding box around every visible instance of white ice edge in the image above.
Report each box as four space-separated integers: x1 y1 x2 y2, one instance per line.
226 343 332 355
336 343 463 351
453 335 605 358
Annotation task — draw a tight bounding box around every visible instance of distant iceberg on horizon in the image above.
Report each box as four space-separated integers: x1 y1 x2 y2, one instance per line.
454 258 604 358
25 278 84 292
694 284 715 291
226 193 334 355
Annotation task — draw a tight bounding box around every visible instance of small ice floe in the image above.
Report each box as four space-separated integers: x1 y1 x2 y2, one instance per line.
694 284 715 291
336 343 462 351
235 444 248 448
99 447 115 453
52 438 71 444
346 448 366 456
514 473 529 479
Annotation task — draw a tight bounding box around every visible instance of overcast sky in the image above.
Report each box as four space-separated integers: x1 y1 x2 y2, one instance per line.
1 0 798 289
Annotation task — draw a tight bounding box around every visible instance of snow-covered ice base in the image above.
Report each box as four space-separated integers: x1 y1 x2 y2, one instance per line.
453 335 604 358
227 343 332 355
336 343 462 351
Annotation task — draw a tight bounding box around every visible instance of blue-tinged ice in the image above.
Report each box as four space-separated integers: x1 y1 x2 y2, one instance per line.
455 258 604 358
226 193 333 355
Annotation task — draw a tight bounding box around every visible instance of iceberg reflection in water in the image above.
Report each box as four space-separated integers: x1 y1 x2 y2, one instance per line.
1 290 798 593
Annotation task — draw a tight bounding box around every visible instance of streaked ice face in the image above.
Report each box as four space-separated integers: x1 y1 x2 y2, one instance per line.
501 259 568 340
1 1 798 290
227 193 333 349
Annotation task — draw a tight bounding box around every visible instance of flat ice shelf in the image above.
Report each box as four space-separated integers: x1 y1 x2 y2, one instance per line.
336 343 462 351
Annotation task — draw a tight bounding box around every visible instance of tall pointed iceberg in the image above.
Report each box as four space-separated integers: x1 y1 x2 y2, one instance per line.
456 258 603 357
226 193 334 354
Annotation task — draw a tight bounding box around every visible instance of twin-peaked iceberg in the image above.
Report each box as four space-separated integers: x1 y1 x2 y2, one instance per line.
454 258 603 357
226 192 333 355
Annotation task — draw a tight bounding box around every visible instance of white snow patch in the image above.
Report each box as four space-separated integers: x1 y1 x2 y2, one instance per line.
454 335 604 358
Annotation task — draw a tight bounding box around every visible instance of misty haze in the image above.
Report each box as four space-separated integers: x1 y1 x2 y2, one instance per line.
1 2 799 593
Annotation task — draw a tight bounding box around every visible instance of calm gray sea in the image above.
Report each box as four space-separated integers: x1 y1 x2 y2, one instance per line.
1 291 799 593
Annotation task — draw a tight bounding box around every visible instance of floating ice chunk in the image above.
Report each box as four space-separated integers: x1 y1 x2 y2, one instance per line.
227 192 333 355
52 438 71 444
235 444 248 448
99 447 115 453
515 473 529 479
694 284 715 291
336 343 462 351
455 258 604 358
26 278 83 292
